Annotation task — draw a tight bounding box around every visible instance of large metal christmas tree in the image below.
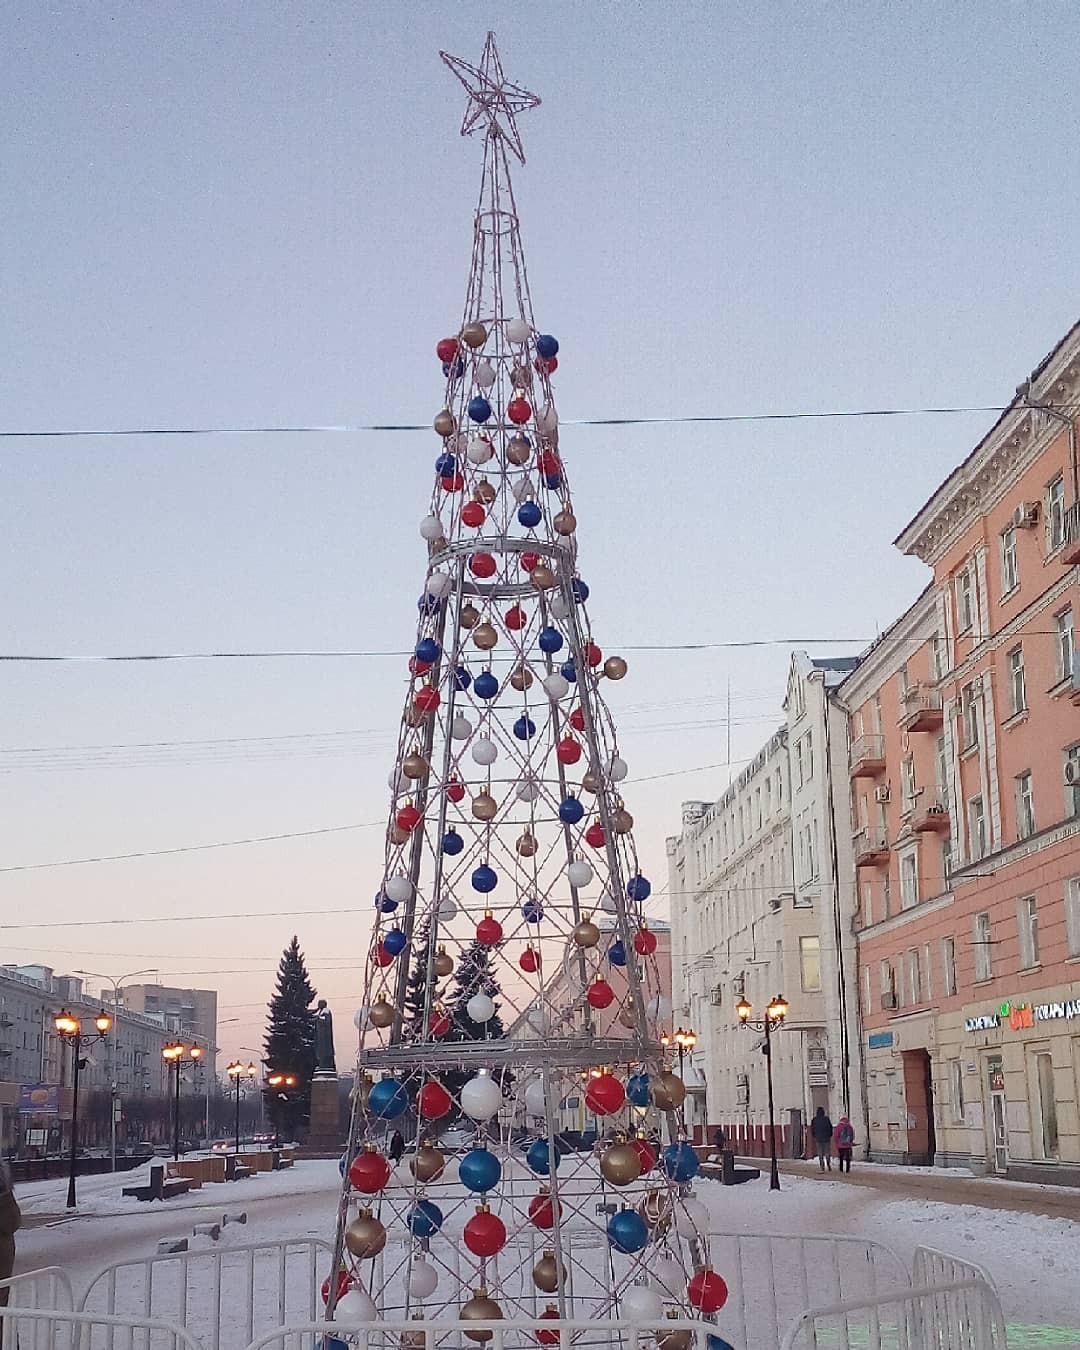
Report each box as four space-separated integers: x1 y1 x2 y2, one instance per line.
327 34 728 1345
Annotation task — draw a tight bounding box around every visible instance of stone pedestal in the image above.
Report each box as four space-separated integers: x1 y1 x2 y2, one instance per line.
302 1074 344 1157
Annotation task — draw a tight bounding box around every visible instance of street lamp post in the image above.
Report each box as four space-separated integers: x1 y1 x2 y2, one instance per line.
54 1008 112 1208
226 1061 257 1154
162 1042 202 1161
673 1026 697 1076
266 1071 297 1147
736 993 788 1192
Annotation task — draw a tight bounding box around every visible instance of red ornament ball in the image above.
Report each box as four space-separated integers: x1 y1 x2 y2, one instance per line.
463 1208 507 1257
520 551 541 572
441 472 465 493
584 1073 625 1116
396 803 422 833
508 397 532 425
321 1270 352 1305
527 1191 562 1230
538 450 561 477
409 656 432 676
505 605 527 631
519 946 541 973
557 737 582 765
633 927 658 956
462 502 486 528
569 706 585 732
587 978 614 1009
414 687 441 713
446 778 466 804
629 1136 656 1175
470 552 497 579
374 943 395 969
429 1009 451 1038
585 821 606 849
535 1309 561 1345
348 1150 391 1194
583 642 603 668
418 1080 453 1119
688 1269 729 1314
436 338 459 363
476 915 504 946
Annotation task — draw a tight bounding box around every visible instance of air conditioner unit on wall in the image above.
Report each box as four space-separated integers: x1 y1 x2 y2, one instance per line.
1013 502 1040 529
874 784 891 804
1066 760 1080 787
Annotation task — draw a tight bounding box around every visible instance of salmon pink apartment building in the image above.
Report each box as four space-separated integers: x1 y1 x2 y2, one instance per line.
840 320 1080 1182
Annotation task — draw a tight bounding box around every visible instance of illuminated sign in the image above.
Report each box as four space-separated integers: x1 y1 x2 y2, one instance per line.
965 1014 999 1032
965 999 1080 1034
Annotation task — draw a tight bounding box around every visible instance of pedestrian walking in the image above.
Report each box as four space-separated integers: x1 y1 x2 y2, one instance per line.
713 1127 727 1153
0 1160 20 1335
834 1116 855 1173
388 1130 405 1164
810 1106 834 1171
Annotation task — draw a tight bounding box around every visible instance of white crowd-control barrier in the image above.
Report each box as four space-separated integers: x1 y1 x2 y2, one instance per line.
911 1246 999 1296
0 1306 203 1350
778 1278 1008 1350
0 1266 77 1350
243 1315 719 1350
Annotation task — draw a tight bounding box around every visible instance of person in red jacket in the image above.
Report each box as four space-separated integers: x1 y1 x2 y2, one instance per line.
834 1116 855 1173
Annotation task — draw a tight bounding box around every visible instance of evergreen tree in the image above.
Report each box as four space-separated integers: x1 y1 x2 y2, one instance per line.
403 918 433 1039
264 936 317 1138
447 938 505 1040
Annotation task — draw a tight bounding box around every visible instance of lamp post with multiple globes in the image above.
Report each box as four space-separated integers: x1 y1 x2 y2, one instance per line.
673 1026 697 1076
265 1071 297 1147
161 1042 202 1161
226 1061 258 1154
53 1008 112 1208
736 993 789 1191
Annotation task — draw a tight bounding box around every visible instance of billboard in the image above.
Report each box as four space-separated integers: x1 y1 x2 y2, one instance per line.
18 1083 60 1115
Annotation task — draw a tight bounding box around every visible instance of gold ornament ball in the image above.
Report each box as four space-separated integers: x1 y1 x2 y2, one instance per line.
658 1328 693 1350
472 790 498 821
402 1319 426 1350
402 752 429 780
553 510 577 535
369 999 397 1029
433 408 457 438
474 478 496 505
581 769 600 795
652 1071 687 1112
532 1250 566 1294
516 831 538 858
604 655 628 680
506 435 532 465
572 917 600 948
613 807 635 834
344 1210 387 1259
510 363 532 389
461 321 488 350
638 1188 674 1230
530 564 556 591
411 1142 446 1183
510 664 534 691
460 603 480 630
600 1141 642 1186
472 623 498 651
434 949 454 978
617 1004 637 1030
460 1289 502 1343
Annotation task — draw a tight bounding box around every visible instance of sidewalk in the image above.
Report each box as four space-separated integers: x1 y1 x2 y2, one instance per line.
738 1155 1080 1221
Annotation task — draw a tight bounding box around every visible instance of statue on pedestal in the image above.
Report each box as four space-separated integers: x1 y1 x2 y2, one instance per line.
314 999 336 1077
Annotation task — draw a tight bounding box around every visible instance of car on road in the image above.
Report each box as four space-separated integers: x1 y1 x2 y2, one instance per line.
434 1127 476 1153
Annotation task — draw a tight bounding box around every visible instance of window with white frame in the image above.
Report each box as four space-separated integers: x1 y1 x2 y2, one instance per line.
1007 646 1027 716
923 943 933 1001
900 848 919 910
1015 770 1035 840
968 795 986 861
942 935 957 997
931 632 946 681
907 948 921 1005
949 1059 966 1124
1000 525 1019 594
935 735 950 810
863 966 872 1015
1066 744 1080 819
799 936 821 992
961 683 980 749
1017 895 1040 968
956 567 975 633
794 740 803 787
1065 876 1080 959
901 755 917 812
879 959 892 996
1047 475 1066 552
863 881 873 927
1055 608 1074 685
805 730 814 780
973 910 992 982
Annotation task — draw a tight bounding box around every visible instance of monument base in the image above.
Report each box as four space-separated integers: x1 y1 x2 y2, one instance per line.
300 1075 344 1156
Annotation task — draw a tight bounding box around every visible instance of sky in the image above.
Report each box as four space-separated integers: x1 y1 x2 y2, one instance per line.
3 2 1080 1070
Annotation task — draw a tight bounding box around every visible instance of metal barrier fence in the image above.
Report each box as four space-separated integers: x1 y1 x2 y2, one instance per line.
911 1246 999 1296
242 1315 718 1350
79 1239 334 1350
0 1265 76 1350
0 1305 203 1350
778 1278 1008 1350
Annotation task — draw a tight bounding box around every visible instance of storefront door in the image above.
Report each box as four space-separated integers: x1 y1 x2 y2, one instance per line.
985 1055 1008 1174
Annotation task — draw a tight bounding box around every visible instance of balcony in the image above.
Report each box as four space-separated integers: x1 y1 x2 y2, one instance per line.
849 734 887 778
901 687 943 733
854 826 890 867
913 800 951 834
1062 501 1080 566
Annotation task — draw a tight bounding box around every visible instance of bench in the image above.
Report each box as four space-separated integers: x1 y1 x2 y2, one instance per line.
122 1164 195 1202
272 1152 294 1170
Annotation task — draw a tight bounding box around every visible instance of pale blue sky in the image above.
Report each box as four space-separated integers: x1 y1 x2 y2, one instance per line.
4 2 1079 1063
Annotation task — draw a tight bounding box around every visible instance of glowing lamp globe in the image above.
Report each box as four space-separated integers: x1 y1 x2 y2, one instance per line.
349 1148 391 1194
634 927 658 956
520 945 541 973
542 672 569 700
661 1143 700 1184
622 1285 663 1322
626 1073 651 1107
436 337 459 363
518 500 542 527
466 992 496 1023
419 514 444 542
675 1195 710 1239
406 1200 444 1239
408 1259 439 1298
334 1287 377 1322
513 715 536 740
418 1080 453 1120
476 914 503 945
460 1073 502 1121
688 1270 729 1314
505 604 527 630
526 1138 561 1176
559 796 585 824
442 829 464 856
508 397 532 425
607 1209 648 1254
382 928 408 956
527 1190 561 1230
464 1208 507 1257
587 978 615 1009
585 1073 625 1116
536 334 559 359
467 396 492 424
473 671 499 699
469 552 496 578
585 821 606 848
471 738 498 766
459 1148 502 1194
568 859 594 888
368 1078 408 1119
557 737 582 765
462 502 486 528
507 316 531 343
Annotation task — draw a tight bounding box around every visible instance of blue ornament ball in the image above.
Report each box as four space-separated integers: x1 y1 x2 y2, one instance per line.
415 637 441 664
626 1073 651 1107
571 578 590 603
558 796 585 825
382 928 408 956
544 473 562 491
417 593 440 615
526 1138 562 1176
368 1078 409 1119
627 874 652 902
560 660 577 683
607 1208 649 1254
513 715 537 740
518 500 542 528
442 357 465 379
661 1142 700 1184
458 1147 502 1194
442 829 464 856
474 671 499 700
707 1339 736 1350
538 626 564 654
536 334 560 360
608 940 627 967
374 890 398 914
406 1199 444 1238
434 453 456 477
522 897 544 923
454 665 472 691
467 396 492 424
471 864 498 894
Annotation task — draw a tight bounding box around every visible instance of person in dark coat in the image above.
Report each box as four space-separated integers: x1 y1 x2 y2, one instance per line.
810 1106 834 1171
713 1127 727 1153
388 1130 405 1164
0 1161 20 1330
834 1117 855 1172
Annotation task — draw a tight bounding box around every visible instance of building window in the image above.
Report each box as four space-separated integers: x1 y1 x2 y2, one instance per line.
1017 896 1040 969
805 731 814 780
906 948 921 1005
805 823 816 880
1000 525 1019 594
923 944 933 1002
1065 877 1080 959
901 755 917 813
898 663 909 701
961 684 980 749
1055 608 1074 685
1015 771 1035 840
931 632 946 682
957 567 975 633
968 795 986 861
949 1059 966 1124
900 849 919 910
1007 646 1027 716
935 735 950 811
941 833 953 889
1035 1052 1059 1158
799 936 821 992
863 966 872 1015
863 881 873 927
973 911 992 982
942 936 957 997
1047 475 1066 552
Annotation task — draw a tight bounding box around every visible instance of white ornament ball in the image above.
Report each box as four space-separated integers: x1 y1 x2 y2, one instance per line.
675 1195 709 1239
526 1005 549 1034
517 778 541 803
568 859 594 888
466 993 496 1023
600 892 618 913
387 768 409 793
384 875 413 904
507 316 531 344
650 1256 685 1296
335 1287 377 1322
353 1006 367 1030
471 737 498 766
408 1259 439 1298
524 1078 549 1115
438 895 458 921
474 361 496 389
452 714 472 741
451 432 469 454
460 1073 503 1121
609 755 629 783
426 571 452 598
419 514 444 542
621 1285 663 1322
512 476 535 503
467 436 494 465
537 404 558 433
543 672 570 700
549 593 570 620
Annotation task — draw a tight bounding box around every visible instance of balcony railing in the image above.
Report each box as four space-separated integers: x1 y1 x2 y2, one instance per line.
913 800 951 834
853 826 890 867
901 687 943 733
849 734 887 778
1062 501 1080 566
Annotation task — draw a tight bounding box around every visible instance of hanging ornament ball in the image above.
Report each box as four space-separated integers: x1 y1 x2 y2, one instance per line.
614 807 635 835
566 705 585 733
468 674 496 704
608 940 627 968
471 737 498 767
508 397 532 425
462 501 486 529
472 622 498 652
335 1285 377 1323
373 942 395 967
653 1072 688 1113
629 1136 657 1175
523 1077 550 1116
557 736 582 765
536 334 560 360
532 1251 565 1294
526 1137 561 1176
542 672 569 700
467 396 492 424
572 916 600 947
414 686 441 714
604 656 628 681
517 777 542 803
519 944 541 973
583 642 602 669
516 829 538 856
460 603 480 629
561 659 577 684
409 656 432 678
651 1256 686 1297
527 1190 561 1231
402 751 429 780
426 570 452 598
368 1000 396 1029
505 604 527 631
459 1148 503 1194
510 664 534 692
559 795 585 824
633 926 657 956
601 1141 643 1186
538 449 561 477
443 778 465 806
434 948 454 978
530 564 557 590
638 1187 674 1231
429 1007 451 1037
472 790 498 821
408 1258 439 1299
344 1210 387 1259
513 715 537 741
675 1195 710 1240
387 767 409 795
471 864 498 895
538 626 564 654
460 1072 503 1121
520 549 541 571
434 452 457 478
466 992 496 1023
462 321 488 349
433 409 457 438
460 1290 502 1344
607 1208 649 1255
348 1147 391 1194
507 434 532 465
475 910 503 944
587 978 615 1009
585 820 607 849
469 552 496 579
467 435 494 466
395 803 422 833
419 514 444 543
585 1072 626 1116
547 507 575 536
368 1078 409 1119
622 1284 664 1321
442 828 464 857
688 1269 729 1314
546 597 569 626
436 337 460 363
418 1080 453 1120
507 316 531 344
441 470 465 492
661 1142 700 1184
626 1073 651 1107
535 1307 562 1345
407 1199 444 1239
568 858 594 889
411 1142 446 1183
464 1207 507 1257
474 360 496 389
537 405 558 435
522 895 544 923
627 872 651 900
518 499 542 527
382 927 408 957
